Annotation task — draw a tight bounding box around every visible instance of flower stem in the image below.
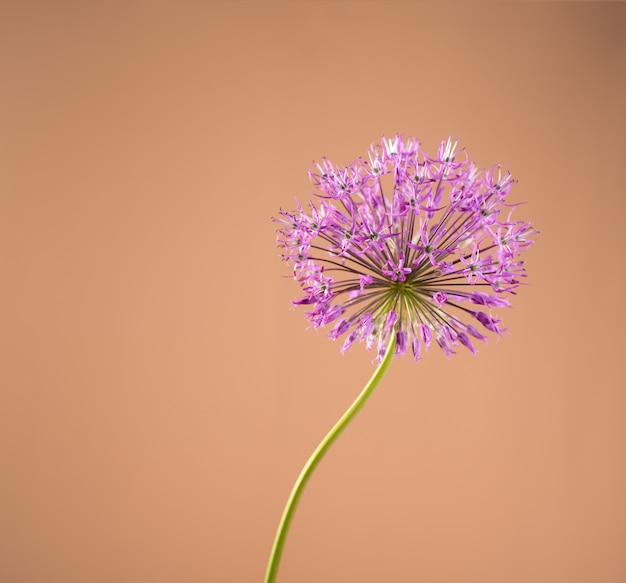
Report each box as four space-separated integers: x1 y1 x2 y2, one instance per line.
264 334 396 583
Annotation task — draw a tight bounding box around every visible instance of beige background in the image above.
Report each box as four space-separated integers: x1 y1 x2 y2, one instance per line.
1 2 625 582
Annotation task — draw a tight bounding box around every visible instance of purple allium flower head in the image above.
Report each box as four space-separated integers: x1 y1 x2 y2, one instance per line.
274 135 536 362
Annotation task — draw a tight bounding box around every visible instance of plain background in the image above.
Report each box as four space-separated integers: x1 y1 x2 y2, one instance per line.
1 1 625 582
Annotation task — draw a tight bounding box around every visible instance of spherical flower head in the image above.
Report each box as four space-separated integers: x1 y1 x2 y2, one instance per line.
274 135 537 362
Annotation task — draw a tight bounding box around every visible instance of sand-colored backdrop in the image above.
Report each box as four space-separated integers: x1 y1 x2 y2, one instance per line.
1 2 625 582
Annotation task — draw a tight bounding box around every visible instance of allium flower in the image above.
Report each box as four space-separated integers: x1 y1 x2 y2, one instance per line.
266 135 536 583
274 135 536 361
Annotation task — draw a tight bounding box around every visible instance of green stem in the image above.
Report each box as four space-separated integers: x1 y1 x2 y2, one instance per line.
264 334 396 583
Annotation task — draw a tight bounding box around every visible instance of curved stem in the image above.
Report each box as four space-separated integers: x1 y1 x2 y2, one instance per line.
264 334 397 583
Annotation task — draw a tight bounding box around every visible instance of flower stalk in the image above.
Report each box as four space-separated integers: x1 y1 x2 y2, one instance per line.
264 334 396 583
